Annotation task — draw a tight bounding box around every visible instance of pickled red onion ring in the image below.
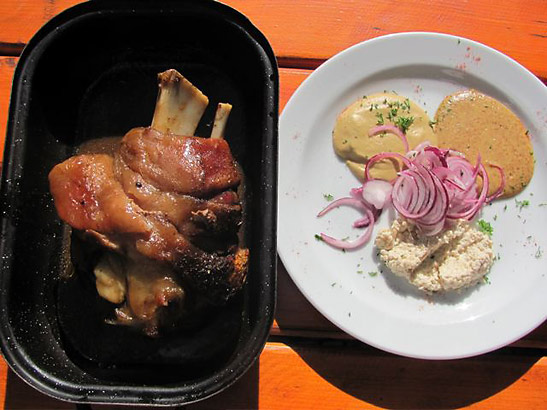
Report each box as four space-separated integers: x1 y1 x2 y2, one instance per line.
368 124 410 153
486 164 506 203
317 199 375 250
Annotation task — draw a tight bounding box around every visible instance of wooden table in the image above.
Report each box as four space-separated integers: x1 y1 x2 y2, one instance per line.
0 1 546 409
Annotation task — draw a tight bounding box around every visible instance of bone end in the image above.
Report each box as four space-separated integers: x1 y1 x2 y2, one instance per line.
151 69 209 136
211 103 233 139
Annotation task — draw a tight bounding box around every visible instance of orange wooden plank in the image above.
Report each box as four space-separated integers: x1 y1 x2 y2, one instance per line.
0 57 17 157
0 0 81 50
279 67 309 112
0 1 546 78
0 343 546 409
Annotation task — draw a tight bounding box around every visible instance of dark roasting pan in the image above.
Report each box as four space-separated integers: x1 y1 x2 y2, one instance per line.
0 0 278 405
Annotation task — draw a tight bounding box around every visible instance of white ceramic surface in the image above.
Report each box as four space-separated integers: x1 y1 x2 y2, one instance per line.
278 32 547 359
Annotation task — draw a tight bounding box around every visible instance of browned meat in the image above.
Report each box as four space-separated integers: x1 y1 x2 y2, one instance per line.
48 154 150 235
113 153 242 250
49 69 247 336
49 131 248 307
120 127 241 197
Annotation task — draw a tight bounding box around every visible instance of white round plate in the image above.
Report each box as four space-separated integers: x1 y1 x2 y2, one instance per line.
278 32 547 359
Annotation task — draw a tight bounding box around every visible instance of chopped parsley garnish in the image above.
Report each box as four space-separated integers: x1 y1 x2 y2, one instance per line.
515 199 530 211
428 120 437 129
323 193 334 201
331 282 337 287
314 234 323 241
387 108 398 121
535 247 543 259
368 271 378 277
504 204 508 211
402 98 411 111
394 116 414 133
483 275 491 285
478 219 493 236
375 112 384 125
357 270 363 274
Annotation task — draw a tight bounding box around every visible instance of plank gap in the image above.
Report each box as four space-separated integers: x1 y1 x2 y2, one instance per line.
0 43 25 57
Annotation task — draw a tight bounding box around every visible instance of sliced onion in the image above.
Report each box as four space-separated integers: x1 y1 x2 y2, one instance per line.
318 204 375 250
362 179 392 210
369 124 410 152
365 152 413 181
317 197 369 218
485 164 505 202
317 142 504 248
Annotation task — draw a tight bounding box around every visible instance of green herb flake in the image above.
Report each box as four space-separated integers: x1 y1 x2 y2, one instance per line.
428 120 437 129
357 270 363 274
323 193 334 201
402 98 411 111
368 271 378 277
515 199 530 211
493 215 497 221
483 275 491 285
478 219 493 236
375 112 384 125
314 234 323 241
504 204 508 211
539 203 547 207
394 116 414 133
331 282 337 287
535 247 543 259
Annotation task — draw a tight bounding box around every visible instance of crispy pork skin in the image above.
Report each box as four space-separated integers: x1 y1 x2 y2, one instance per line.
49 130 248 312
120 127 240 197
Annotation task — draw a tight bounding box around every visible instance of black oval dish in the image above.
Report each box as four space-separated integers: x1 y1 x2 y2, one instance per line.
0 0 277 405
